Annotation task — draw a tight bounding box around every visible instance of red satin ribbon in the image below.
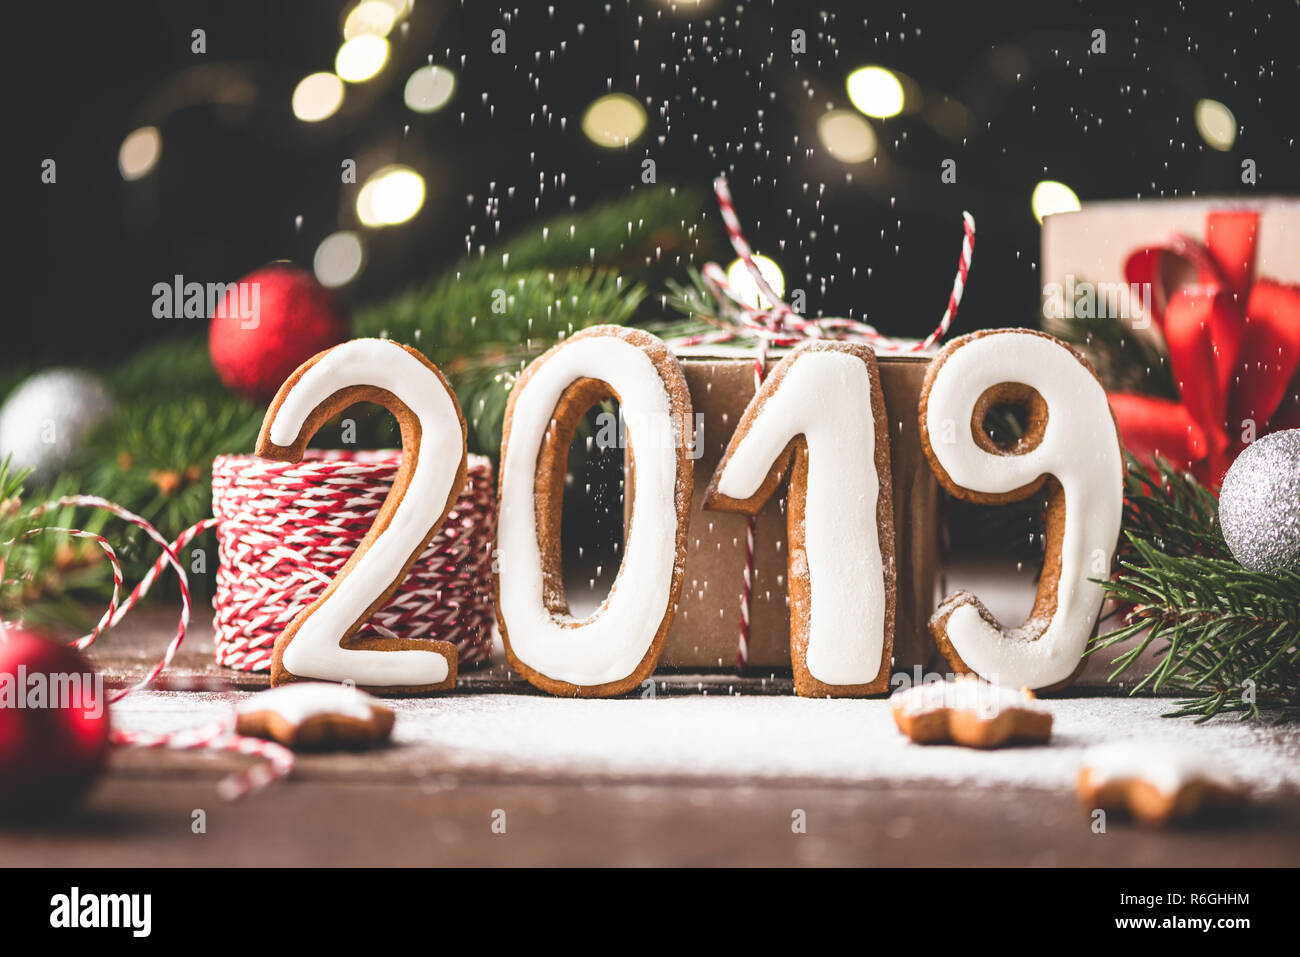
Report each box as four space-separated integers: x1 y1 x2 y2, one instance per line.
1112 210 1300 486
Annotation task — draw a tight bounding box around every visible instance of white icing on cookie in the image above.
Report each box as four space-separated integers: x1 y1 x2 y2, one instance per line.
891 675 1044 717
497 332 682 687
236 682 381 724
715 348 886 685
924 332 1123 689
264 338 461 687
1082 742 1238 796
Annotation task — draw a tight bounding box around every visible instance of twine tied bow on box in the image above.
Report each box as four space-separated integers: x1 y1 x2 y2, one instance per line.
669 177 976 670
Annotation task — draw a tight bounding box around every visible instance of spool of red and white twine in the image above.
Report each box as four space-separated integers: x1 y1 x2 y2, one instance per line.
675 176 975 671
4 454 496 800
210 450 496 674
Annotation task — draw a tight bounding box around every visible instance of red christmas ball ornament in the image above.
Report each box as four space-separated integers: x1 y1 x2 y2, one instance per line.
208 264 348 401
0 629 112 817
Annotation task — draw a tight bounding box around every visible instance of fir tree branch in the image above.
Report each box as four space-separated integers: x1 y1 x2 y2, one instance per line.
1050 313 1178 398
1089 456 1300 721
451 186 705 283
1041 271 1178 398
108 335 227 399
355 267 646 454
87 395 260 540
0 459 108 630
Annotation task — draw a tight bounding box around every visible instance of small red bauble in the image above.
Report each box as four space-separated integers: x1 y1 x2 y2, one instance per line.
0 629 112 816
208 265 348 401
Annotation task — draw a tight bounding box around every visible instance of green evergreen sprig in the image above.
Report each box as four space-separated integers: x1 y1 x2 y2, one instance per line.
108 336 228 400
355 267 645 453
355 186 704 454
0 460 110 630
1049 305 1178 399
1089 454 1300 721
86 395 261 544
1114 452 1226 561
449 186 705 284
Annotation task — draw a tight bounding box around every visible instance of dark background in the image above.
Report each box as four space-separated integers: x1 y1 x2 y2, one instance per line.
11 0 1299 367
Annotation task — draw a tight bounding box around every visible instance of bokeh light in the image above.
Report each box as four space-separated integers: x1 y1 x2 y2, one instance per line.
726 255 785 309
335 35 389 83
404 65 456 113
356 165 426 227
846 66 905 119
118 126 162 181
581 93 647 148
1032 180 1082 223
1195 98 1237 151
817 110 876 163
292 72 345 122
343 1 397 39
655 0 712 12
314 231 365 287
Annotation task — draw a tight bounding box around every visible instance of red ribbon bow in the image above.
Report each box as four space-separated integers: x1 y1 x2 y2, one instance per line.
1109 209 1300 487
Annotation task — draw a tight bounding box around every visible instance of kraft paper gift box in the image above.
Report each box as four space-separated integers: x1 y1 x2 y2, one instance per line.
629 345 939 675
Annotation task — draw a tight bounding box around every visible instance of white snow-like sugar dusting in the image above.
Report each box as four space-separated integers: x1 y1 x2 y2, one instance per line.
891 675 1045 717
1081 741 1239 795
234 682 382 724
110 691 1300 795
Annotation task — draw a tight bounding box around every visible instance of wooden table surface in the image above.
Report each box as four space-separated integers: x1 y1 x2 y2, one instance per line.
4 608 1298 868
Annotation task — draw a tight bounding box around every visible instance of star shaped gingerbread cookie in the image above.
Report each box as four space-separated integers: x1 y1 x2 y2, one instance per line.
890 675 1053 748
235 683 396 751
1076 742 1243 825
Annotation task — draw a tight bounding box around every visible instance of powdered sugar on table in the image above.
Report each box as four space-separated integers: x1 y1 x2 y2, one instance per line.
111 691 1300 795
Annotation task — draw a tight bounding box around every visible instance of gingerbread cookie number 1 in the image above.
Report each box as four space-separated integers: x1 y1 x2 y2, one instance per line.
919 329 1124 692
705 341 896 697
257 338 468 693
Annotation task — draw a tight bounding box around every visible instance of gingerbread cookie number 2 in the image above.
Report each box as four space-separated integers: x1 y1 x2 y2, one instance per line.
919 329 1123 691
705 341 895 697
496 326 693 697
256 338 468 693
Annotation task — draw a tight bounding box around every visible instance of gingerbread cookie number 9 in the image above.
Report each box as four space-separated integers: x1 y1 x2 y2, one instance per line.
256 338 467 694
918 329 1123 692
496 326 693 697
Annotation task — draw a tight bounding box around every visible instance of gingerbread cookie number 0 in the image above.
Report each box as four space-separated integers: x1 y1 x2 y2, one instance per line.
256 338 468 693
496 326 694 697
918 329 1124 691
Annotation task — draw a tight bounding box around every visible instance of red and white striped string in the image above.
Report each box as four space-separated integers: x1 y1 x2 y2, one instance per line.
8 496 290 798
8 454 498 797
680 176 976 670
734 342 767 671
25 495 193 702
676 176 975 354
112 721 294 802
14 525 124 654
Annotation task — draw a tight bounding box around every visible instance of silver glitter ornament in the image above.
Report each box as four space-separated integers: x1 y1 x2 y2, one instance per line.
1218 429 1300 574
0 369 114 484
